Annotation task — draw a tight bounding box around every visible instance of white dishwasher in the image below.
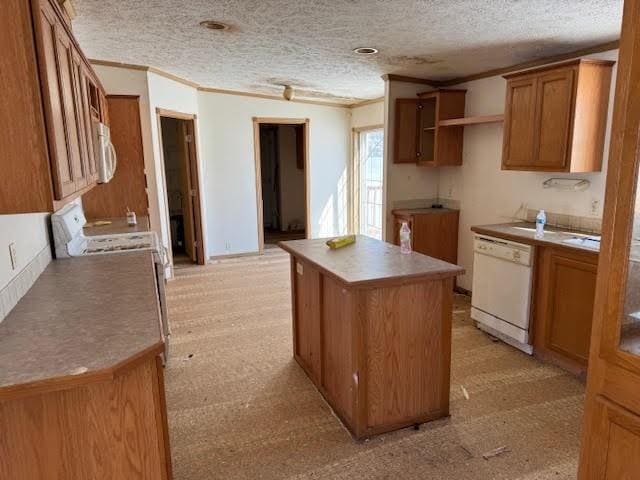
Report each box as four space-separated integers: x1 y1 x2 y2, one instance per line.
471 234 534 354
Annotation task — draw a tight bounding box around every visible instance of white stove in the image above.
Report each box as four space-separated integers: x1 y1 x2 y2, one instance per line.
51 203 171 360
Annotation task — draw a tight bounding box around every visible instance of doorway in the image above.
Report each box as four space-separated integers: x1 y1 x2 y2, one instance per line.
353 126 384 240
157 110 205 266
253 118 309 251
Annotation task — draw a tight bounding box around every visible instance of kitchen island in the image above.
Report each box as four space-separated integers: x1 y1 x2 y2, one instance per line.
279 236 464 438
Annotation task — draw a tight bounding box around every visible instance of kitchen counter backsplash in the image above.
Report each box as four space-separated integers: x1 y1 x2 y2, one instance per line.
525 209 602 234
0 244 51 323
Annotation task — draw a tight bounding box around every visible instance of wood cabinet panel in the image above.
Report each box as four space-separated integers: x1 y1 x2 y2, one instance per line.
0 0 54 213
54 26 86 193
0 356 171 480
533 247 598 374
364 279 452 428
502 77 537 168
535 68 575 169
293 259 321 381
321 276 354 422
502 59 613 172
36 0 76 200
394 99 419 163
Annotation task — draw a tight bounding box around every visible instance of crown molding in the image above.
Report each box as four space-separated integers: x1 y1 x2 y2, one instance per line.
438 40 620 86
89 59 356 108
348 97 384 109
381 74 442 87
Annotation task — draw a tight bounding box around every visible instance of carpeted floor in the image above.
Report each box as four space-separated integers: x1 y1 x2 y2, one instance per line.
164 247 585 480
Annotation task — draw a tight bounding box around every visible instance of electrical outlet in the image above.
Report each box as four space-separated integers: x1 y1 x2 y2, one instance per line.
591 199 600 216
225 241 231 251
9 242 17 270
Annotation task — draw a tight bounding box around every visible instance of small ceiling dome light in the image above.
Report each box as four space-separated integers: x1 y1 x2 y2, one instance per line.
354 47 379 55
283 85 294 101
199 20 230 31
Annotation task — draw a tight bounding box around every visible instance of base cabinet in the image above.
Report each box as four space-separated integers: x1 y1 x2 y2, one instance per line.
533 246 598 375
0 355 172 480
393 210 459 265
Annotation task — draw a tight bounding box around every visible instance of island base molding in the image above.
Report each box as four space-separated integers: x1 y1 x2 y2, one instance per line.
289 256 455 439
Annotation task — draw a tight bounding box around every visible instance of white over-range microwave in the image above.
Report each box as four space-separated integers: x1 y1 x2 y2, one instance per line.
94 122 117 183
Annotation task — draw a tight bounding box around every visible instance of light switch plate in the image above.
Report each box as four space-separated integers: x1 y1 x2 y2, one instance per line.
8 243 17 270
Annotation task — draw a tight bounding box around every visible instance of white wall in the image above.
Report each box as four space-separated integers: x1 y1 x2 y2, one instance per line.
197 92 350 256
383 81 440 241
438 50 618 289
350 101 384 129
0 214 50 291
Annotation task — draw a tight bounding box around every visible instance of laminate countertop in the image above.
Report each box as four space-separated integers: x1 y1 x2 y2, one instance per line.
84 216 150 236
392 207 459 216
279 235 464 287
471 222 600 254
0 252 162 393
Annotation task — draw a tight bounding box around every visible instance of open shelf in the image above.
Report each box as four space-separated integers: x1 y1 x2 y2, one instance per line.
439 114 504 127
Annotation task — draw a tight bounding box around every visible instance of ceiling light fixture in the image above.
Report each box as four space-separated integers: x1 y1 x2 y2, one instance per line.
353 47 379 55
283 85 294 101
199 20 230 31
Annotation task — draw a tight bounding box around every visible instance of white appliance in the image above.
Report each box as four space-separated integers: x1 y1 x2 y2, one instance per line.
51 203 170 358
471 234 534 354
94 122 117 183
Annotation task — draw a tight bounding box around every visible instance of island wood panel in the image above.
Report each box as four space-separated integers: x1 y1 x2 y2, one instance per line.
286 242 459 438
83 96 149 219
321 276 355 423
365 279 452 429
293 259 322 382
0 355 171 480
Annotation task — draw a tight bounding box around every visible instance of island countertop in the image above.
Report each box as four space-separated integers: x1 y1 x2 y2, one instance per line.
0 251 163 395
279 235 464 287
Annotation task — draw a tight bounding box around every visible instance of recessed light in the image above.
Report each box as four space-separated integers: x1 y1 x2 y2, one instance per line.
199 20 230 31
354 47 379 55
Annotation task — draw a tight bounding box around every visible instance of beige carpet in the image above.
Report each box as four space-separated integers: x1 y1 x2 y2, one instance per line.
164 247 585 480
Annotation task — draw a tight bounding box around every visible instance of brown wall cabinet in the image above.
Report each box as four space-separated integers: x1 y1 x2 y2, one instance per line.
1 0 109 214
533 246 598 375
393 90 466 167
502 59 614 172
392 209 459 265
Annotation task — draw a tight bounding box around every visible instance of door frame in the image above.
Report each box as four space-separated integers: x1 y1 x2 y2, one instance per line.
252 117 310 253
156 108 206 266
351 124 384 238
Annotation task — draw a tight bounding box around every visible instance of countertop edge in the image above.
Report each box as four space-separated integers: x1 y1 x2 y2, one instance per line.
471 225 600 255
0 341 165 401
278 241 464 288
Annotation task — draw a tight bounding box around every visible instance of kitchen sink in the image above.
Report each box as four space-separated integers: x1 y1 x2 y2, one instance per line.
562 236 601 249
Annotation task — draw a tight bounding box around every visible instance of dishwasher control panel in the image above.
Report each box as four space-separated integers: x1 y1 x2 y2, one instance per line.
473 235 533 266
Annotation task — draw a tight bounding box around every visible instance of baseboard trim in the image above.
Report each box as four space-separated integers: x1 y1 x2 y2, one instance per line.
208 251 261 261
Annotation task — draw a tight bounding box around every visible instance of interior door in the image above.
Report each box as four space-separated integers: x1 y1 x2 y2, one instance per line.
579 0 640 477
178 121 196 262
502 76 538 169
534 67 575 170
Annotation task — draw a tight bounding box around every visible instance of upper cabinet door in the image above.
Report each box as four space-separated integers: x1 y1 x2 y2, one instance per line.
34 1 75 199
393 99 419 163
79 67 98 183
534 68 575 170
502 76 538 169
54 27 87 191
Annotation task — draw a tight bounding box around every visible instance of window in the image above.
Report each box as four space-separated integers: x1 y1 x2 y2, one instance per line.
354 128 384 240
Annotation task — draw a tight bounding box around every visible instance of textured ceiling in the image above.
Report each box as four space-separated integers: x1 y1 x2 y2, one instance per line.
73 0 622 104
